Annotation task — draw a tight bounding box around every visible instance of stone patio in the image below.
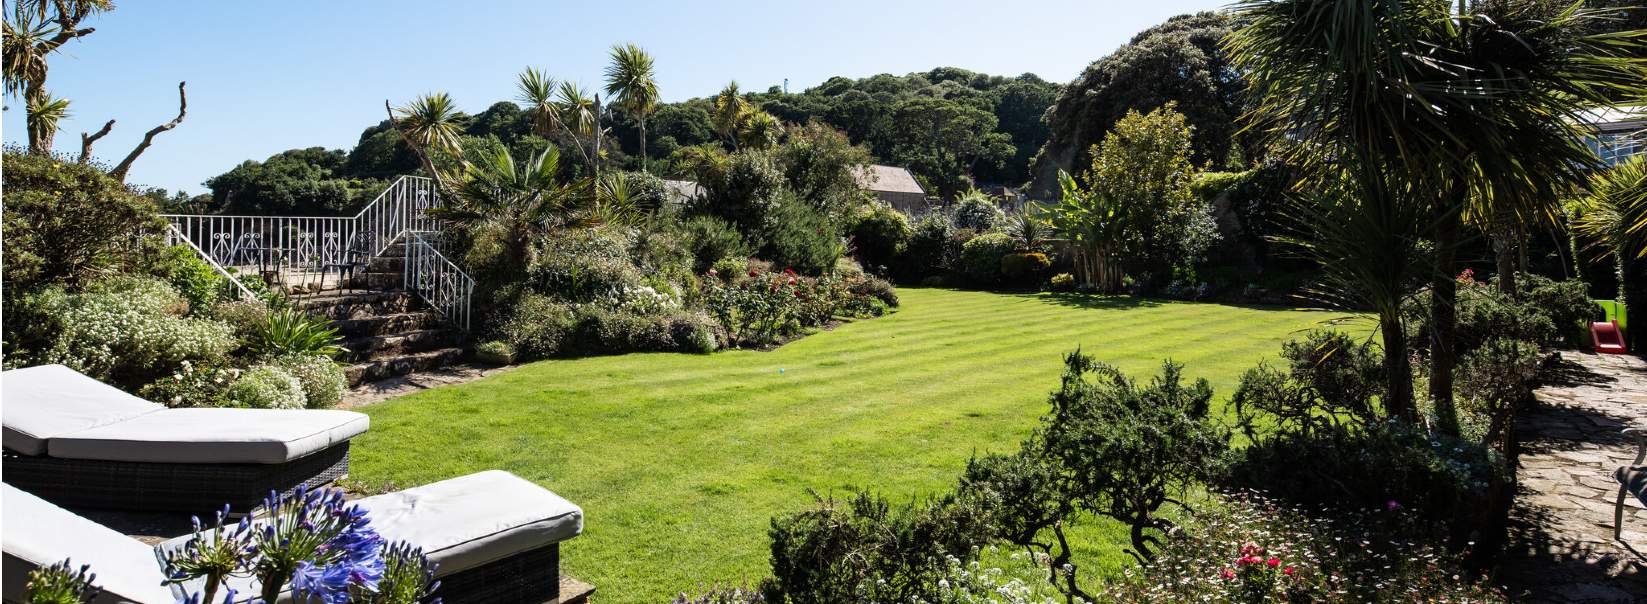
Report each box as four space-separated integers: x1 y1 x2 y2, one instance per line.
1503 351 1647 602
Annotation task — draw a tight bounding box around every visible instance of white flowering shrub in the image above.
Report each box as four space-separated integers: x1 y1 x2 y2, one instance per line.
274 353 348 409
17 277 236 386
930 551 1071 604
226 365 306 409
602 284 682 315
137 360 242 408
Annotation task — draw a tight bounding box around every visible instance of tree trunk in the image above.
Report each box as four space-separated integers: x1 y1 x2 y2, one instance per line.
1381 313 1415 421
1430 201 1461 436
1493 225 1518 296
639 118 649 173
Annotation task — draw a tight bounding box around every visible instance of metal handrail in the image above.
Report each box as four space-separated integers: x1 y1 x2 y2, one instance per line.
159 175 475 331
163 223 260 301
404 231 475 330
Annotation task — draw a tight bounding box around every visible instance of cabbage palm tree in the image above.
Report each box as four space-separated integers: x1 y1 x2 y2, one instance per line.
1574 156 1647 309
24 92 68 155
3 0 108 155
711 81 749 147
516 67 559 138
391 92 465 190
1229 0 1647 424
737 110 781 151
604 43 659 170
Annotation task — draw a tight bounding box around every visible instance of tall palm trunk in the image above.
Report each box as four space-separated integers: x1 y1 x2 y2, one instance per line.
1381 314 1416 421
1492 207 1519 295
1429 197 1462 435
639 119 648 172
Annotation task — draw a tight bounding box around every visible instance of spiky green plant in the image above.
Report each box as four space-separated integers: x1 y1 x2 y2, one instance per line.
25 559 100 604
252 307 344 359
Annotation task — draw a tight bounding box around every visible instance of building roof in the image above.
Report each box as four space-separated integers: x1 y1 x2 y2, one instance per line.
662 179 703 204
852 165 926 196
1579 105 1646 132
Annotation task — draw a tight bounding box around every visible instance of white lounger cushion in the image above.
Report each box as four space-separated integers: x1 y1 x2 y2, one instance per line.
2 364 164 456
47 408 370 464
1 484 174 604
357 470 584 577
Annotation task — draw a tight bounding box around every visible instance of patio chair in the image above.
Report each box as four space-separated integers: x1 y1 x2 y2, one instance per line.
3 471 585 604
1616 427 1647 540
319 237 374 294
1 364 368 514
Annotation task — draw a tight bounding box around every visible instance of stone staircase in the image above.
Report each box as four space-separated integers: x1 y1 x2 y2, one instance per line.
296 243 467 387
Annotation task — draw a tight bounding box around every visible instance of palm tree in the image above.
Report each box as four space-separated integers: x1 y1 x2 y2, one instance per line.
737 110 781 151
24 92 68 155
391 92 466 190
1228 0 1647 425
516 67 559 138
431 145 585 269
3 0 109 155
712 81 749 147
1574 156 1647 315
604 43 659 170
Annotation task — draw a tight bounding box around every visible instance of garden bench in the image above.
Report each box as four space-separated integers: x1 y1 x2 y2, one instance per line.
1 364 367 514
2 472 585 604
1615 427 1647 540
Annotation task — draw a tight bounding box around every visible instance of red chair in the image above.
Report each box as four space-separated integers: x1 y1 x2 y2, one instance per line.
1593 320 1629 354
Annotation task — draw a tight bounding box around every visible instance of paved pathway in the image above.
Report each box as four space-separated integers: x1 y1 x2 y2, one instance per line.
341 362 515 408
1504 352 1647 602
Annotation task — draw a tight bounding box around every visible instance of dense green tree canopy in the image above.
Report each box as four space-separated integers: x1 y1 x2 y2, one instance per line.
1030 12 1246 197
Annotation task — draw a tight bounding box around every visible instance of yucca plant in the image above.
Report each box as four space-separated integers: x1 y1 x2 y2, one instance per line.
252 307 343 359
1004 207 1051 252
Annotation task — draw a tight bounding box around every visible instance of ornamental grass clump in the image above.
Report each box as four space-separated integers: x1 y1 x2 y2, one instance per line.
159 487 440 604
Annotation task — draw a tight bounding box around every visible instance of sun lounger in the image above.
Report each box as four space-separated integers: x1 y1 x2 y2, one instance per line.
2 364 367 513
3 471 586 604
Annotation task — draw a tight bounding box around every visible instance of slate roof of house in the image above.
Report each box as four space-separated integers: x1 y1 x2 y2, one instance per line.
852 165 926 195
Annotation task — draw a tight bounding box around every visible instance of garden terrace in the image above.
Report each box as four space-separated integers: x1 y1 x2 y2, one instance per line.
347 287 1339 602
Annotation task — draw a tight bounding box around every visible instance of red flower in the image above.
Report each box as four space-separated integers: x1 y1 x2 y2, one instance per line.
1283 566 1295 576
749 270 760 277
1456 268 1475 283
793 290 802 297
1220 569 1236 580
1266 557 1281 568
784 268 796 276
707 269 718 277
787 277 797 285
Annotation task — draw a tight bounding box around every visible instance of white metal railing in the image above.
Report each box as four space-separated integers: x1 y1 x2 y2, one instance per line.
404 231 475 331
163 223 260 301
161 175 475 330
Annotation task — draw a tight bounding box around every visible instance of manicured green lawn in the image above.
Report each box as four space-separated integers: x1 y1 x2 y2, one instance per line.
350 288 1342 602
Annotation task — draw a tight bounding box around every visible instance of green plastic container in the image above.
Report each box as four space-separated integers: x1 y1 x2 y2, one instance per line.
1596 299 1628 331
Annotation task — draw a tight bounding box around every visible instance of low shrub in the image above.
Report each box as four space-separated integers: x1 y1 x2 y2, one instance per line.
763 198 845 276
847 204 911 273
1000 252 1051 287
274 353 347 409
137 361 240 408
668 312 726 354
680 216 752 274
209 299 273 339
952 191 1004 232
847 275 899 309
528 227 646 303
474 340 517 365
494 293 578 360
1231 331 1383 438
899 213 956 282
6 277 237 388
226 365 307 409
145 245 231 313
959 232 1015 286
1518 273 1603 346
1456 337 1541 448
1406 278 1558 360
1 148 164 290
763 490 992 603
1096 491 1506 603
672 585 767 604
1048 273 1075 292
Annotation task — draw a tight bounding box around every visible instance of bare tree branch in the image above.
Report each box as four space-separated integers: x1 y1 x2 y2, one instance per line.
78 118 114 164
110 81 186 183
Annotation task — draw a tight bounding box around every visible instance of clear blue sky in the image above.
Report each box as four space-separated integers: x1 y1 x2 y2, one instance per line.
2 0 1228 194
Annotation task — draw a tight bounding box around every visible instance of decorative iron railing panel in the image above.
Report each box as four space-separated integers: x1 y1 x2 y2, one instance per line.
160 176 475 330
405 231 475 331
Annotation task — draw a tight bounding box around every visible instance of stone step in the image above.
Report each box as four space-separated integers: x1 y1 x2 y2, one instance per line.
343 329 459 362
346 347 466 387
333 311 443 338
368 255 404 273
341 271 405 292
299 291 415 320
